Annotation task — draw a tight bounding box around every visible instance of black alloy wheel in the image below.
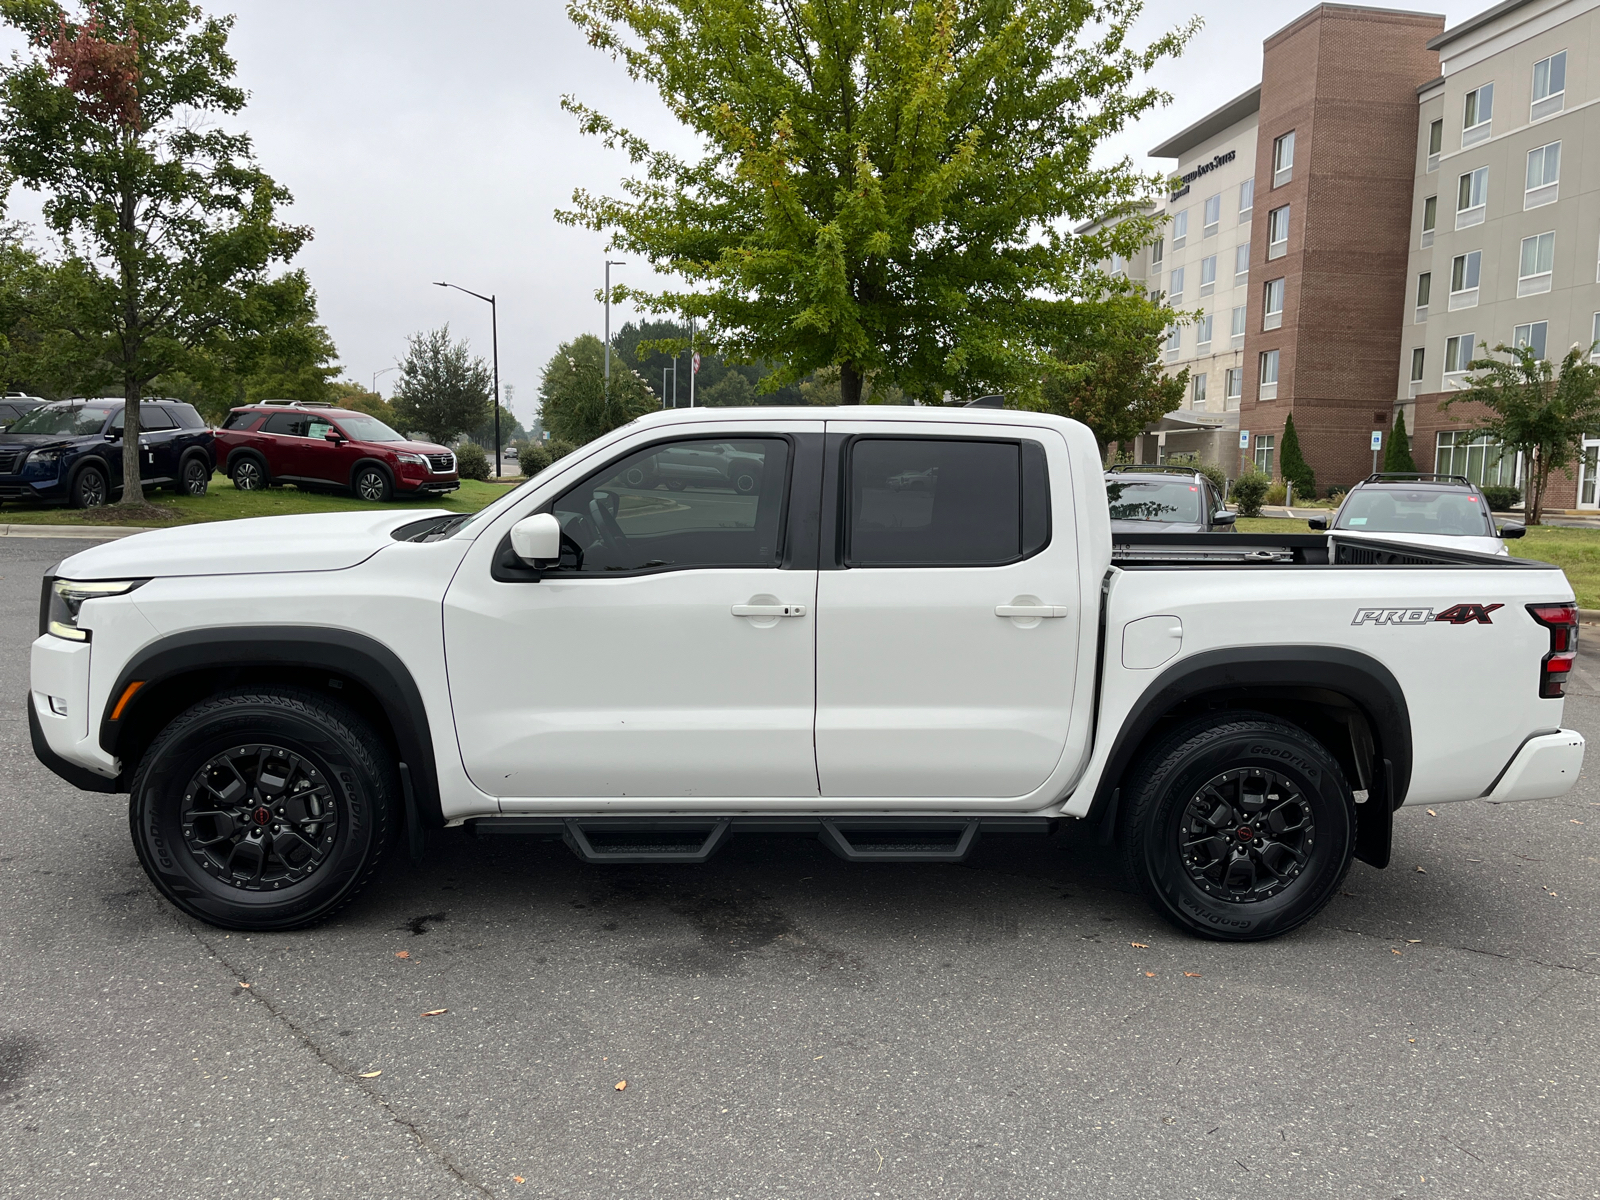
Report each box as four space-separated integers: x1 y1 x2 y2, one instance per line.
354 465 392 502
1120 714 1355 941
71 464 108 509
129 687 394 930
180 456 211 496
231 457 265 491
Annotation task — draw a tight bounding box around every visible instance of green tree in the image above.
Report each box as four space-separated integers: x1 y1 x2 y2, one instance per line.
391 325 491 444
560 0 1195 405
468 403 525 454
1278 412 1315 498
539 332 657 446
0 0 311 505
1445 341 1600 524
1030 292 1184 453
1383 410 1416 473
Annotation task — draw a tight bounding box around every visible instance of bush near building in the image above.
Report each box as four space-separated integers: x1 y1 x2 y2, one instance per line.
1278 414 1316 500
1384 412 1416 474
1481 485 1522 512
454 441 490 481
1231 471 1271 517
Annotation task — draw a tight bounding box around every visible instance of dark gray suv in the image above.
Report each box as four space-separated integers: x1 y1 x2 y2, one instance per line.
1104 464 1236 533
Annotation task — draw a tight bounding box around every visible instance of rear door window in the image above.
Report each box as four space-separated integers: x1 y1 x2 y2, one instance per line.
262 412 310 437
221 411 259 431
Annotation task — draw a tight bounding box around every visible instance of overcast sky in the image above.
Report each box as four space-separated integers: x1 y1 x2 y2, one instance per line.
6 0 1486 423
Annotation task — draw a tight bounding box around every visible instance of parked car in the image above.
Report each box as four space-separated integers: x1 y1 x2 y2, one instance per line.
1105 464 1236 533
618 440 764 494
0 394 48 432
31 407 1582 942
0 398 213 508
1307 473 1522 556
213 400 459 501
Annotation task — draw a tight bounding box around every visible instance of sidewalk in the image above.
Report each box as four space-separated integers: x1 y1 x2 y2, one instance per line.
0 524 151 539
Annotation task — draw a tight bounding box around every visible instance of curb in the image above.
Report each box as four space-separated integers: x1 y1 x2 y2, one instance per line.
0 524 153 540
1580 609 1600 626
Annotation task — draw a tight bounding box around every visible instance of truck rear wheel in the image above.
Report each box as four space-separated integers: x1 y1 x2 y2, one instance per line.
128 687 395 931
1120 714 1355 941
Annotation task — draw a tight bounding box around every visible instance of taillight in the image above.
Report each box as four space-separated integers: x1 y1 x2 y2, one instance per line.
1527 603 1578 698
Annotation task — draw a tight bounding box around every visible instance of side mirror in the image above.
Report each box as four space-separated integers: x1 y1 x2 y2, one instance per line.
1211 510 1236 526
1498 522 1526 539
1306 516 1328 531
324 430 344 443
510 512 562 565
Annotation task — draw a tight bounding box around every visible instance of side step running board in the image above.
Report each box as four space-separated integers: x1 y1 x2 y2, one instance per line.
818 819 980 862
562 819 730 864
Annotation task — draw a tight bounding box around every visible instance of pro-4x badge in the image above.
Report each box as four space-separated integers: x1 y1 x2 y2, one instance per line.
1352 603 1504 626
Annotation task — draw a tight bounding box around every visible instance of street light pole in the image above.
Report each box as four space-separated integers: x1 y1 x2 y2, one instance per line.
604 260 626 381
372 366 398 395
434 281 501 478
689 315 696 408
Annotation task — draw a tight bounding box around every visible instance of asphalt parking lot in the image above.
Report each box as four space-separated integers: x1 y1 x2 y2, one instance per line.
1 535 1597 1200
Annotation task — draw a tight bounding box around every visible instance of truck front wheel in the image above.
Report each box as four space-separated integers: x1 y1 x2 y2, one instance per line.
1120 714 1355 941
128 687 395 931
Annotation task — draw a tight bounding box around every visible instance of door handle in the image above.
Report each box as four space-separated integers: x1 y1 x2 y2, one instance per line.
731 604 806 618
995 605 1069 618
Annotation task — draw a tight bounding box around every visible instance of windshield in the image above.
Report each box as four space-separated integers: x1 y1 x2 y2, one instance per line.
336 414 406 442
5 404 112 437
1336 488 1494 536
1106 478 1204 524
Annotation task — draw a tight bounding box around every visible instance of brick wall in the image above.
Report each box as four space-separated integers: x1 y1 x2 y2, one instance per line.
1411 390 1581 509
1238 4 1444 493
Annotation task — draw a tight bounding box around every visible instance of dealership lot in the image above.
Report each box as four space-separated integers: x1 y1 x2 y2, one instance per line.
1 535 1596 1200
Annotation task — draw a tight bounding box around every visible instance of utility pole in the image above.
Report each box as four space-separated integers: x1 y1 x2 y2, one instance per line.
604 260 626 381
434 281 502 477
689 315 696 408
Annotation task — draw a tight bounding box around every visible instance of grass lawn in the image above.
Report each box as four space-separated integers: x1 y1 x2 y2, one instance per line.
1237 515 1600 608
0 475 512 527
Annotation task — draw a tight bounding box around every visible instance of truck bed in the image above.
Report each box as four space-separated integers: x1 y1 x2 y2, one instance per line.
1111 530 1546 568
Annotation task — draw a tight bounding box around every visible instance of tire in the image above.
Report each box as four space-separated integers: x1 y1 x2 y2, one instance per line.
230 456 266 491
1119 713 1355 942
69 463 108 509
128 687 395 931
175 455 211 496
353 464 393 502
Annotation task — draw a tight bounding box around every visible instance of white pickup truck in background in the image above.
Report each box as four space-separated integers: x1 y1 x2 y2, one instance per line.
30 406 1585 940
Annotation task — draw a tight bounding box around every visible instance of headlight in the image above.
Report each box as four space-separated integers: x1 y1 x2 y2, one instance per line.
28 447 65 466
47 579 146 642
395 453 427 466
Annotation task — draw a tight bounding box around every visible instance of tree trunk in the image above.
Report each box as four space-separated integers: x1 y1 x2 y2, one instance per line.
839 362 863 406
120 384 143 505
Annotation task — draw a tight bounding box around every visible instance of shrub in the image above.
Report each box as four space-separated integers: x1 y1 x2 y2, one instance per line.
1326 486 1347 504
516 440 553 476
1383 411 1416 473
1196 462 1227 496
1231 470 1271 518
1278 414 1316 500
1481 484 1522 511
548 438 577 461
454 441 490 481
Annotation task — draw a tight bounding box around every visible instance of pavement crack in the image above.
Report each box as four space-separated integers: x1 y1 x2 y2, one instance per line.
1338 926 1599 976
182 923 493 1197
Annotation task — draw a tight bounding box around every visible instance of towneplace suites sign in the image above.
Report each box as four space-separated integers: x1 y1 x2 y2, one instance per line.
1169 148 1236 200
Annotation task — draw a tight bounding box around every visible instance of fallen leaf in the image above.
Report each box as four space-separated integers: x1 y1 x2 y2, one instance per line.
1183 972 1202 978
813 1055 824 1060
1144 972 1157 977
1408 1039 1416 1043
359 1070 382 1078
1426 809 1437 817
514 1176 525 1185
1391 948 1402 955
1571 820 1584 825
395 951 411 959
421 1008 448 1017
237 982 251 989
615 1080 627 1091
1131 942 1149 949
1406 939 1422 944
1414 866 1427 874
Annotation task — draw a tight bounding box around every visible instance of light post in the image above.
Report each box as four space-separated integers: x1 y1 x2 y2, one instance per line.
433 281 501 478
371 365 398 395
604 260 626 381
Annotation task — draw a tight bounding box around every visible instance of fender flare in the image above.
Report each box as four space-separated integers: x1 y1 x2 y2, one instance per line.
100 626 444 827
349 458 395 492
225 447 270 482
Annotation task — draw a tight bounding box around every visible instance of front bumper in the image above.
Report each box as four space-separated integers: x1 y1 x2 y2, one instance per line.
29 698 120 792
1483 729 1586 803
0 474 66 502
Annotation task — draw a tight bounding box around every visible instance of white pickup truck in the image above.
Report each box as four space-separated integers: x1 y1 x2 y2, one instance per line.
30 406 1586 940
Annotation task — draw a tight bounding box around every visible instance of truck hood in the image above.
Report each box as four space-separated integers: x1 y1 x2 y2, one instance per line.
54 509 452 580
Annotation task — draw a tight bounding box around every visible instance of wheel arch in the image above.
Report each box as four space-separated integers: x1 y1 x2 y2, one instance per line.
226 447 269 479
349 457 394 491
1088 646 1410 868
100 627 443 828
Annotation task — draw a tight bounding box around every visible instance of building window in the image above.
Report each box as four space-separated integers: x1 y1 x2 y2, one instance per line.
1267 205 1289 259
1513 320 1548 360
1272 132 1295 187
1449 251 1481 310
1455 166 1487 229
1231 305 1247 342
1437 431 1519 486
1518 231 1554 297
1225 368 1243 409
1263 278 1285 331
1462 82 1493 146
1239 178 1254 217
1415 271 1431 323
1203 193 1221 238
1233 242 1249 281
1151 237 1164 269
1525 142 1560 209
1199 254 1216 297
1532 50 1566 120
1410 347 1426 383
1421 195 1436 247
1427 118 1443 172
1171 209 1188 249
1192 373 1207 408
1109 253 1127 277
1594 312 1600 361
1169 265 1184 303
1165 325 1180 356
1259 350 1279 401
1196 312 1213 348
1444 332 1477 378
1254 434 1275 475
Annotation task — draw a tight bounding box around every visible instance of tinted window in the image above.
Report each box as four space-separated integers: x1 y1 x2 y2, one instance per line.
109 406 176 432
0 404 17 420
7 404 112 436
846 438 1040 566
262 412 310 437
551 437 790 573
306 417 336 440
1106 478 1204 523
221 411 258 430
1336 487 1493 536
171 403 205 429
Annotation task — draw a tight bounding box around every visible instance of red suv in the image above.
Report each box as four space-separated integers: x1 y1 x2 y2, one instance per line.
214 401 460 501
